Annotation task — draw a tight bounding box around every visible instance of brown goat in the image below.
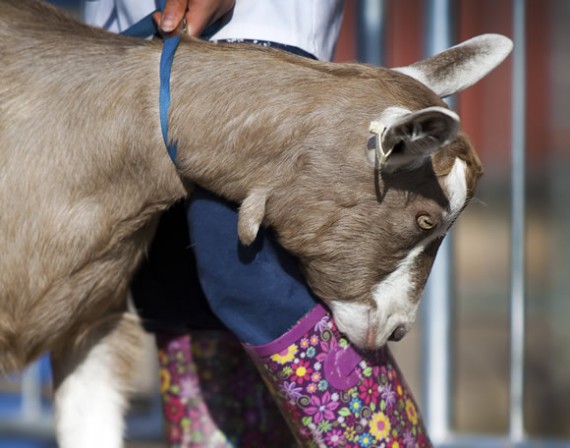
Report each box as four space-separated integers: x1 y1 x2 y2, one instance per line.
0 0 512 445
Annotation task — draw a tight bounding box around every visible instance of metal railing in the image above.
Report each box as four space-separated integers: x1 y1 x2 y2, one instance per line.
420 0 456 443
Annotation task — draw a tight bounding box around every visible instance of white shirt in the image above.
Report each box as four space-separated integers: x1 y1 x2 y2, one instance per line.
83 0 344 61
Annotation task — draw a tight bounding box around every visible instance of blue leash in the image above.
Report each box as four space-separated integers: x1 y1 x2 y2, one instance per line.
121 0 180 165
158 33 181 164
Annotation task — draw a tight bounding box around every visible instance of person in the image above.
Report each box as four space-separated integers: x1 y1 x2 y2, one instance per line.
84 1 432 446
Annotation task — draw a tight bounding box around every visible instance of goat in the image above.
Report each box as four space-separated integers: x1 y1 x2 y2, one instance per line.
0 0 512 445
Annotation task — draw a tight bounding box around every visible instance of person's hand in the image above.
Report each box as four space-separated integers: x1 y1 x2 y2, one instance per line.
153 0 235 37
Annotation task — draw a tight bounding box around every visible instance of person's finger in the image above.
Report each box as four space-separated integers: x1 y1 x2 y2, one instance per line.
158 0 188 33
152 11 162 28
184 0 234 37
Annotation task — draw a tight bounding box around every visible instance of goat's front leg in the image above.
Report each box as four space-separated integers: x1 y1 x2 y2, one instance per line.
51 309 144 448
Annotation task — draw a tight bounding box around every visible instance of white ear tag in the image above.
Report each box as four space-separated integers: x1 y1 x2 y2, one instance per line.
369 120 389 170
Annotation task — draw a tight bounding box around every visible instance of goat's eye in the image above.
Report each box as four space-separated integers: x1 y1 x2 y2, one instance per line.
416 213 436 230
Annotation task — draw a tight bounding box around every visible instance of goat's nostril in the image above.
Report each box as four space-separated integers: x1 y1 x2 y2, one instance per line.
389 325 407 342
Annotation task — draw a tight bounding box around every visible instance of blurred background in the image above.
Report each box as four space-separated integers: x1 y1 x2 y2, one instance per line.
1 0 568 447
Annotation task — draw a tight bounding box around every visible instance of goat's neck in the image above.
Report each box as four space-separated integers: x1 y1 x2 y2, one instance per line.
167 41 326 202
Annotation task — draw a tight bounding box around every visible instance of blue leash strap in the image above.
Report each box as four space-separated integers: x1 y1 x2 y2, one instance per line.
120 12 157 38
159 34 182 164
120 0 181 166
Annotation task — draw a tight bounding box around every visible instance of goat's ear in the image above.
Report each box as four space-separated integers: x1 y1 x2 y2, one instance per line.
371 106 460 172
394 34 513 98
238 188 268 245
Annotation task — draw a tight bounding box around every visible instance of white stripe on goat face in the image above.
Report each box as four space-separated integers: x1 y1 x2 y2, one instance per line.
331 157 468 349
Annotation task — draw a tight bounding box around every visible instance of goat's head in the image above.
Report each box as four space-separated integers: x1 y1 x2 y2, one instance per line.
236 34 512 349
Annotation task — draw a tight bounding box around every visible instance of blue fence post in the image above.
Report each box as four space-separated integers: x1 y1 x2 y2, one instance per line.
356 0 386 66
509 0 527 442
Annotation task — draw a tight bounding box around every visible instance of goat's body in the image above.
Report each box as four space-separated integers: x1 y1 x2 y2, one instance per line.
0 0 409 371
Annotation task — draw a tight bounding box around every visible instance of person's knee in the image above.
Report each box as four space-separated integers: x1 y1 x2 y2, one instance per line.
186 187 318 344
